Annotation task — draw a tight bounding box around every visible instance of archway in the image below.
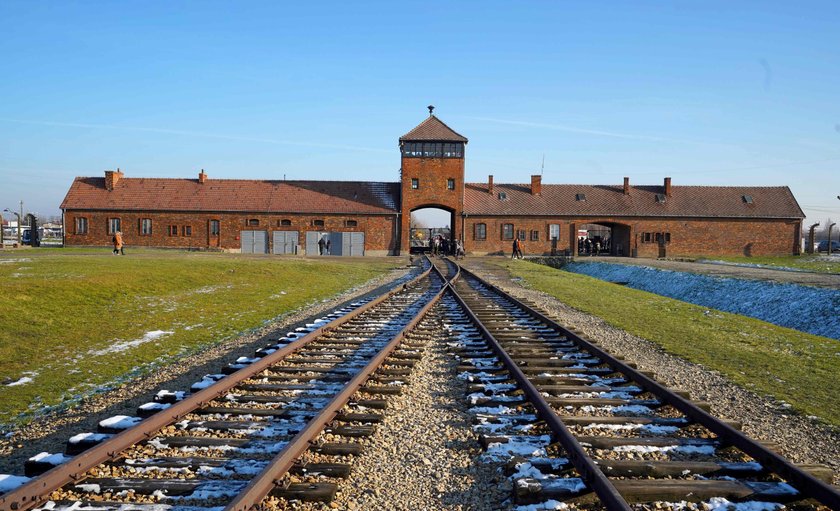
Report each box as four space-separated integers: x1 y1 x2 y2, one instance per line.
409 206 455 254
577 221 631 257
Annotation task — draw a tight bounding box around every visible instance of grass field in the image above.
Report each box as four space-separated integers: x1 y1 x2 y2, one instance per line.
497 260 840 427
0 249 401 427
696 254 840 274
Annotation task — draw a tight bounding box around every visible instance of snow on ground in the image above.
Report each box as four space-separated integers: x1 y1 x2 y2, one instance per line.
565 262 840 340
90 330 174 356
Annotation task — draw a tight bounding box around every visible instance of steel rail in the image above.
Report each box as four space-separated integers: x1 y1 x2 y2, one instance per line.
223 262 450 511
458 264 840 510
0 262 433 511
447 270 632 511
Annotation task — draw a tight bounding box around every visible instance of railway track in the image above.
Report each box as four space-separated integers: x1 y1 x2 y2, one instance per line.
1 256 838 510
0 257 454 511
446 260 840 510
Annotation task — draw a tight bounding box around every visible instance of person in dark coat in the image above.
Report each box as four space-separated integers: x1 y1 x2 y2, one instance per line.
317 236 326 255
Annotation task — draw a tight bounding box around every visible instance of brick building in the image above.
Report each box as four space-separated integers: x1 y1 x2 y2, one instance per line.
61 111 805 257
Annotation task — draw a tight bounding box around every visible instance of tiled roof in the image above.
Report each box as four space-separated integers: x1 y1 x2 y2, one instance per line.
399 115 468 142
464 183 804 219
60 177 400 214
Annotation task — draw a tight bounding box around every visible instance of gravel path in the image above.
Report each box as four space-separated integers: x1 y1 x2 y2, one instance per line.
324 304 509 510
589 256 840 290
0 264 414 475
461 257 840 484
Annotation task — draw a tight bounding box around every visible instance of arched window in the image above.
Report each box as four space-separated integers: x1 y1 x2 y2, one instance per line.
345 220 358 227
247 218 259 226
313 219 325 227
280 219 292 226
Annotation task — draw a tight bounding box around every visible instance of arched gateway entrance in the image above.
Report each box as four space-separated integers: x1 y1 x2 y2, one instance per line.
409 206 455 254
575 221 631 256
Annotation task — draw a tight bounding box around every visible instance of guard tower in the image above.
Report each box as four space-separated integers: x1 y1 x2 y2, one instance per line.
399 106 468 253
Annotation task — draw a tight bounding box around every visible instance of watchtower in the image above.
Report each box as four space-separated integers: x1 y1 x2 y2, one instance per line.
398 106 468 253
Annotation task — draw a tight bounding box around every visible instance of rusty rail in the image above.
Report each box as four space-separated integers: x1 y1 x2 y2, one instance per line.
447 270 631 511
457 264 840 510
0 262 434 511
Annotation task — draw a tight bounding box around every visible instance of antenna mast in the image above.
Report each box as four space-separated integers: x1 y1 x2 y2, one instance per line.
541 154 545 176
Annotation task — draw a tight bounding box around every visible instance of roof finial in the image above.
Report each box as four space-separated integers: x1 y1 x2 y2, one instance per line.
428 105 435 116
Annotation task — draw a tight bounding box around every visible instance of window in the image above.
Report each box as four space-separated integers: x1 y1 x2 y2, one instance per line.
655 232 662 243
411 178 419 189
313 219 324 227
643 232 651 243
402 141 464 158
576 193 586 201
140 218 152 236
447 178 455 190
280 219 292 226
549 224 560 240
498 192 508 200
345 220 358 227
742 195 754 204
518 230 526 241
665 233 671 243
182 225 192 237
502 224 514 240
530 230 539 241
74 217 88 235
247 218 259 226
107 218 121 234
655 193 667 203
210 220 220 235
474 223 487 240
168 225 178 236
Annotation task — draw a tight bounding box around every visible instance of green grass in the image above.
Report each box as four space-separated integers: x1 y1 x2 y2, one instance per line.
0 249 400 427
695 254 840 274
496 260 840 427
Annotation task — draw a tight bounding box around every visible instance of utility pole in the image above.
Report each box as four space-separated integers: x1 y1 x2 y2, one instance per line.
19 200 24 245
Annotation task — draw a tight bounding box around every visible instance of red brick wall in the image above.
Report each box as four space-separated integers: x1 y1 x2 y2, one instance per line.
64 210 399 253
399 155 464 253
465 216 801 257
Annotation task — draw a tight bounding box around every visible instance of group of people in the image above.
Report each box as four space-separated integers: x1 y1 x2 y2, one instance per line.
578 236 608 256
430 236 465 259
317 236 332 255
511 238 524 259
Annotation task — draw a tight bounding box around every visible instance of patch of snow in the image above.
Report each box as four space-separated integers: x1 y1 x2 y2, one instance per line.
515 500 569 510
99 415 142 430
566 262 840 340
91 330 174 356
67 432 111 444
139 402 171 411
28 452 71 465
0 474 31 492
6 377 33 387
74 483 101 494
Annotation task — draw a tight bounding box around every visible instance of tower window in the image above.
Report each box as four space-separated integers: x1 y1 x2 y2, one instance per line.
402 141 463 158
447 178 455 190
411 178 419 189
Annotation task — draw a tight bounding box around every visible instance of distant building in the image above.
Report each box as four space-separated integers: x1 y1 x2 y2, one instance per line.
61 112 804 257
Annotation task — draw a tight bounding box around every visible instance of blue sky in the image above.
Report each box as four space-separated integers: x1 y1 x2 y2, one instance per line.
1 1 838 226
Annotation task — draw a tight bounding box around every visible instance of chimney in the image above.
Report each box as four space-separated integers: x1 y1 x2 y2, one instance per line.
664 177 672 197
488 175 494 195
623 177 630 195
530 175 542 195
199 169 207 184
104 168 124 191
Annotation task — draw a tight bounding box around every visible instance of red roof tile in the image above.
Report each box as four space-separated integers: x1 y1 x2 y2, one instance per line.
399 115 468 142
61 178 400 214
464 183 804 219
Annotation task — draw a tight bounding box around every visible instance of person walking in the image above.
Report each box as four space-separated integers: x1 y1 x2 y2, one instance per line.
325 238 331 255
512 238 523 259
317 236 326 255
113 231 124 255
